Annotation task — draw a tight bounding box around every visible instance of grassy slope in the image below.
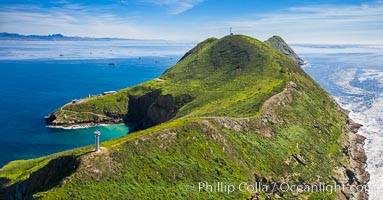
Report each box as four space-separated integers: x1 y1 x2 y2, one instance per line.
1 35 349 199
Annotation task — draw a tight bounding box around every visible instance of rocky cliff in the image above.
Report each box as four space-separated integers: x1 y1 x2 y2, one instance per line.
126 90 177 131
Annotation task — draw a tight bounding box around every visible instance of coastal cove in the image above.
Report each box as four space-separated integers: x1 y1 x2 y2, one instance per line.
0 57 181 167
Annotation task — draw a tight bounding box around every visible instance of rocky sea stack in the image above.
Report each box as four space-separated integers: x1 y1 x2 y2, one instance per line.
1 35 368 199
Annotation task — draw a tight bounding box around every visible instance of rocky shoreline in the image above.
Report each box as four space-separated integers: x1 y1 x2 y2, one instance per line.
44 111 124 128
342 117 369 199
46 123 116 129
328 98 370 199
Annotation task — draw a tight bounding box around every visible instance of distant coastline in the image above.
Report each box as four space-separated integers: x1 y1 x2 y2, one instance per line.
0 32 140 41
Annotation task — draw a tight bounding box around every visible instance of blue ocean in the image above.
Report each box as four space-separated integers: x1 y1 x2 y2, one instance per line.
0 40 192 167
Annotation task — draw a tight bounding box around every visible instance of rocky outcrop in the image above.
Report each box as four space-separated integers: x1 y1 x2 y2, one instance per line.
261 81 301 123
0 156 79 200
44 113 57 124
265 35 305 65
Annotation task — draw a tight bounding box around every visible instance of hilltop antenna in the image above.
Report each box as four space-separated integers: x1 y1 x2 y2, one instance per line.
230 27 233 35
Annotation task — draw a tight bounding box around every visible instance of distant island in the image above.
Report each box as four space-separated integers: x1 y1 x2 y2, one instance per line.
0 32 137 41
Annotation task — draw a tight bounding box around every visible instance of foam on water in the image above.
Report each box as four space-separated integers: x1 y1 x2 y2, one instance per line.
346 78 383 199
47 123 111 130
329 68 366 95
340 94 383 199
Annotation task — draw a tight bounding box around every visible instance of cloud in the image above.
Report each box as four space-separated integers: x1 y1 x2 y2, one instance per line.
0 4 147 39
223 1 383 44
0 1 381 43
140 0 205 14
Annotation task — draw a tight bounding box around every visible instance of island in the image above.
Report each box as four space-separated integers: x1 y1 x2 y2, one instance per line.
0 35 368 199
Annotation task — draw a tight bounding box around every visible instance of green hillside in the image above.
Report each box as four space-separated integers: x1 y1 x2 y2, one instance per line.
0 35 368 200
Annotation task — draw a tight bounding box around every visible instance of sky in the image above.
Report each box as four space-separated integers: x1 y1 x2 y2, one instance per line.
0 0 382 44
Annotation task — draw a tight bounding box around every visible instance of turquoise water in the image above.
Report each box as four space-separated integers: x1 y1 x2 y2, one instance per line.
0 57 180 167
